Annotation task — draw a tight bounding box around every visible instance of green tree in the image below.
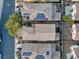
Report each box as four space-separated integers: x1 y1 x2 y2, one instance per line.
5 12 21 37
63 16 74 26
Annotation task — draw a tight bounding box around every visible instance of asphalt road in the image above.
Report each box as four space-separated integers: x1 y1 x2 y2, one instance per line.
0 0 15 59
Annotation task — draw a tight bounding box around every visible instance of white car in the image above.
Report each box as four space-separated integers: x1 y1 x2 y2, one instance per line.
0 54 1 59
0 38 1 42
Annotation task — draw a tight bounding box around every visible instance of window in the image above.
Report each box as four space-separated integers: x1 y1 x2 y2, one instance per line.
65 34 68 38
66 4 70 6
25 57 29 59
70 9 73 12
69 14 72 17
46 51 49 55
56 27 60 33
26 16 29 20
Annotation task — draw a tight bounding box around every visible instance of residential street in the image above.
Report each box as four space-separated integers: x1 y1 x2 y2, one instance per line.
0 0 15 59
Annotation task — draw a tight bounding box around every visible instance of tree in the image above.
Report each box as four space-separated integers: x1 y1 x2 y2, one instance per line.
5 12 21 37
63 16 74 26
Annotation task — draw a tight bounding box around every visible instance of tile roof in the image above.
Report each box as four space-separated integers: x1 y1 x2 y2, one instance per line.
72 0 79 1
21 43 56 59
75 3 79 20
23 0 60 2
21 3 57 21
35 24 55 32
21 43 55 52
75 24 79 31
17 24 56 41
72 24 79 40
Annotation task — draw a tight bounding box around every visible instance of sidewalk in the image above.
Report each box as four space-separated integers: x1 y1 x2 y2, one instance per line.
0 0 3 20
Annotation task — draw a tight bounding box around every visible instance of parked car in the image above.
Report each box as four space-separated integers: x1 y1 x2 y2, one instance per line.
0 54 1 59
0 35 1 42
0 32 2 42
0 38 1 42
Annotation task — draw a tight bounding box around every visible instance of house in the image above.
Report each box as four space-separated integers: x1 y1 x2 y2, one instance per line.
16 0 60 2
15 1 61 21
65 3 79 20
21 3 61 21
66 0 79 2
72 24 79 41
16 24 59 41
70 45 79 59
19 3 61 21
72 0 79 1
15 43 60 59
